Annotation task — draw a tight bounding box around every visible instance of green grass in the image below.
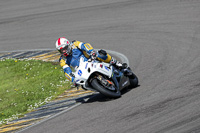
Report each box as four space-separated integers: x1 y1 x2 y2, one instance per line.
0 58 71 125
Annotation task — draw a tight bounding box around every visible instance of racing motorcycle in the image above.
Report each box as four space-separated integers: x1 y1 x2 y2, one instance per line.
73 57 138 98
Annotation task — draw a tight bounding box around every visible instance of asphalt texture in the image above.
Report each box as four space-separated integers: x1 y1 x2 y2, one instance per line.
1 0 200 133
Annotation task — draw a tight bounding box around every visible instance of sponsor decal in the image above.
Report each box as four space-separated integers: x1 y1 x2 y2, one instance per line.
122 81 128 87
78 70 82 76
85 63 88 69
104 66 109 71
75 66 79 70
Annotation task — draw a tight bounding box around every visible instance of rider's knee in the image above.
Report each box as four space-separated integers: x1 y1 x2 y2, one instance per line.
98 49 107 56
97 49 112 63
97 49 107 60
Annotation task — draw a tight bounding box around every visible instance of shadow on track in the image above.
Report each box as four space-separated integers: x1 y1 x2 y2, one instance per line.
81 85 140 103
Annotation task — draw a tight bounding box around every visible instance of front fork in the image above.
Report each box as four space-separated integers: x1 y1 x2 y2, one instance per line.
96 74 120 92
112 68 131 91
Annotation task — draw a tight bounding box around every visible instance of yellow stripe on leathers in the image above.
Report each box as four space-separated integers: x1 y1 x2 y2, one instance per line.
82 43 93 58
72 41 81 47
65 72 72 81
60 59 66 67
82 51 90 58
72 41 93 51
84 43 93 50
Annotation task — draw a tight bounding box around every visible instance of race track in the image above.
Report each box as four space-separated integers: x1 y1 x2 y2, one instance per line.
1 0 200 133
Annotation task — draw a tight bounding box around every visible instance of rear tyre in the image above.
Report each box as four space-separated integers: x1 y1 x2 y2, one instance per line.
91 79 121 98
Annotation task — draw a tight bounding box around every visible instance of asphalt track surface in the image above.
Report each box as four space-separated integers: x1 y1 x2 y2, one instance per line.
1 0 200 133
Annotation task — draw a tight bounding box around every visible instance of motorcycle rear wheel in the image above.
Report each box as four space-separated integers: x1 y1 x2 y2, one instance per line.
91 79 121 98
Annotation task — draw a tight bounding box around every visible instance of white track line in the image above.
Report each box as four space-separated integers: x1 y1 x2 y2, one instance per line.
16 103 82 133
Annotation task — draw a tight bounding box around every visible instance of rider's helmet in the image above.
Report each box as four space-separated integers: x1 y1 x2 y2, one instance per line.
55 37 72 56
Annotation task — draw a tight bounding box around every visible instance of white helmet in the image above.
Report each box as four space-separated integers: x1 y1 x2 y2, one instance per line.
55 37 71 56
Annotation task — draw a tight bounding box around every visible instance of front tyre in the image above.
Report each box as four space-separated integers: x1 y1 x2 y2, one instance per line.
129 73 139 88
91 79 121 98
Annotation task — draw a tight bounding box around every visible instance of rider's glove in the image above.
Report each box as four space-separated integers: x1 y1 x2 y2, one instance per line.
110 57 127 68
110 57 117 65
90 51 97 60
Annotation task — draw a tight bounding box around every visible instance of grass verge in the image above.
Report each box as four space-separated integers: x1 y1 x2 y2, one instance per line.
0 58 71 125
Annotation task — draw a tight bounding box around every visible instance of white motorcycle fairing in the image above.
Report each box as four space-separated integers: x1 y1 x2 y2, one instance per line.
73 57 113 91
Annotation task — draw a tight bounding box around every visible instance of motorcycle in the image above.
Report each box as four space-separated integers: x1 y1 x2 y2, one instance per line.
73 57 138 98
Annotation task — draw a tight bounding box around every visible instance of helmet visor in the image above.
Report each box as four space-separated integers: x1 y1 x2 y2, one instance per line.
60 45 71 55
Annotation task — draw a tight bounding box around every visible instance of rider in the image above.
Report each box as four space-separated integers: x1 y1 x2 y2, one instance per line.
55 37 125 85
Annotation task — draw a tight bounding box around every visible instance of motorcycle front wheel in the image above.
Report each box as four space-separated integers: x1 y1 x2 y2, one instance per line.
91 79 121 98
129 73 139 88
